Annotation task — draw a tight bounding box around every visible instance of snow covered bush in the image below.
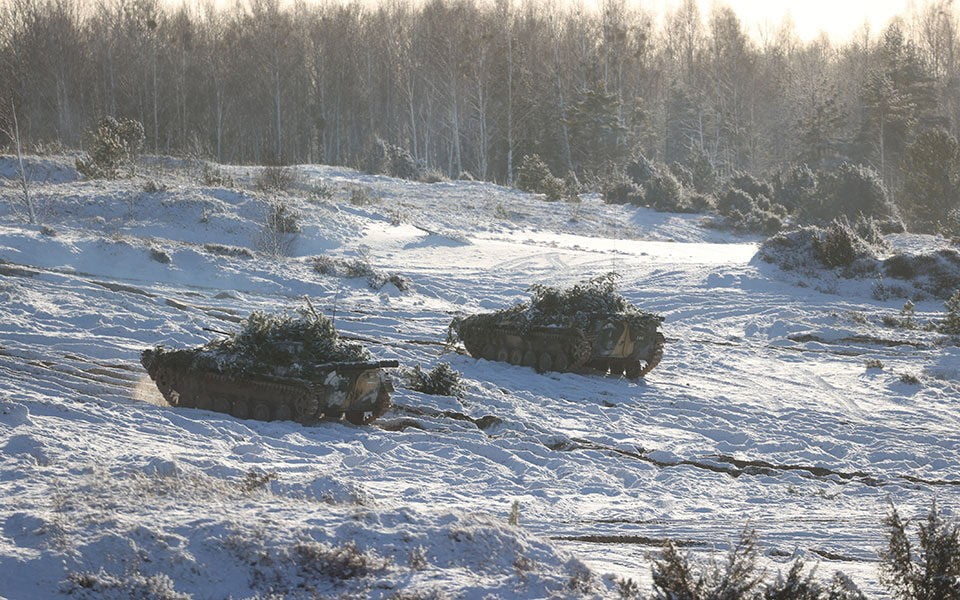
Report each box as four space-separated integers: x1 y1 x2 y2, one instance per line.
515 154 565 201
710 173 788 233
668 161 694 189
202 243 254 259
200 162 234 187
64 570 189 600
602 175 643 205
802 163 901 228
882 249 960 298
404 363 463 397
257 198 301 256
941 290 960 335
294 540 391 581
313 255 411 292
625 154 655 185
644 169 689 213
774 164 817 213
759 219 882 273
650 528 868 600
75 116 145 180
255 165 300 192
814 218 876 268
880 500 960 600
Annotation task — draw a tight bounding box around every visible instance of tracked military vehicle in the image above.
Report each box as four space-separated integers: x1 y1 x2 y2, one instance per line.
141 306 397 425
451 274 664 378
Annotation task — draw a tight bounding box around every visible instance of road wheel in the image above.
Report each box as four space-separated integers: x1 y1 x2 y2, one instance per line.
537 352 553 373
252 401 272 421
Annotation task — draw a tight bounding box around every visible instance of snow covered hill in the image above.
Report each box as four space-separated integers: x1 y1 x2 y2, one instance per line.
1 158 958 599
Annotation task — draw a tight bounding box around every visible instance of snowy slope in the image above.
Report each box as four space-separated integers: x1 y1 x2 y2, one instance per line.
0 158 958 599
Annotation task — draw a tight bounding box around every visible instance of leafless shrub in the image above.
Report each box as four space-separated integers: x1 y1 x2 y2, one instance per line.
294 540 390 580
348 185 379 206
142 179 168 193
238 470 276 494
64 570 190 600
408 546 428 571
200 162 234 187
899 372 921 385
257 199 301 257
1 101 38 223
255 165 300 192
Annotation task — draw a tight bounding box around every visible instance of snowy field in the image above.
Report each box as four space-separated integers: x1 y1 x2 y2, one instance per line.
0 157 958 599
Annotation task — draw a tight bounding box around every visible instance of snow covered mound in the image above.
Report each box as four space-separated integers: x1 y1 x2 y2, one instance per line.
1 157 959 598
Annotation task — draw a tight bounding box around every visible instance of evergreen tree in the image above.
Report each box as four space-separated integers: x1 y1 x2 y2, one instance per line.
795 77 847 169
901 128 960 232
566 83 630 175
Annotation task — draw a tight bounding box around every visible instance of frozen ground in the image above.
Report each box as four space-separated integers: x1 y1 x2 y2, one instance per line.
0 157 958 599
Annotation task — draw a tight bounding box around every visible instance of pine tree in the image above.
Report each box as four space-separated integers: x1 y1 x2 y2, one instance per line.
795 77 846 169
901 128 960 232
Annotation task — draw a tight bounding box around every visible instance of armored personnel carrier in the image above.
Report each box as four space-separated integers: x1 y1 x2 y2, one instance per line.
451 274 664 378
141 306 397 425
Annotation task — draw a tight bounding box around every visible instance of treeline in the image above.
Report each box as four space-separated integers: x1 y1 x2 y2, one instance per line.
1 0 959 202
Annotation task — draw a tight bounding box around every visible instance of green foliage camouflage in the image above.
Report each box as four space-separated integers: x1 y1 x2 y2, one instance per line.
145 304 369 378
452 273 661 338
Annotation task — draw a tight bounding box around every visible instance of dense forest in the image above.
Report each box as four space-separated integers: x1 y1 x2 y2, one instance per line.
2 0 960 229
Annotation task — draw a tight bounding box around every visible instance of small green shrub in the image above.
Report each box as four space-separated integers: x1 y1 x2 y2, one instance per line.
76 116 145 179
803 162 900 225
516 154 565 200
941 290 960 335
880 501 960 599
404 363 463 397
644 170 686 212
774 164 817 213
814 219 873 268
368 137 425 181
602 176 644 205
142 179 167 193
625 154 656 185
651 528 765 599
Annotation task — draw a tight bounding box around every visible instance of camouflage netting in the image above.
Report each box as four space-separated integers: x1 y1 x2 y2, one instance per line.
453 273 661 338
146 305 370 377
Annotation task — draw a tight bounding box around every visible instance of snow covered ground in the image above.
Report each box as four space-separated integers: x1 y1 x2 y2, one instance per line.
0 157 958 599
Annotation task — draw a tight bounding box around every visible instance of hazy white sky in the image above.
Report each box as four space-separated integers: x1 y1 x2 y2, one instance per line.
651 0 912 42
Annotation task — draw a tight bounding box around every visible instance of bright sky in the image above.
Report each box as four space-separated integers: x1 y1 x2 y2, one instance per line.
654 0 913 42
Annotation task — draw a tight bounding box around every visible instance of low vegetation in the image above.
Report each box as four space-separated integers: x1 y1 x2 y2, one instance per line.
403 363 463 397
641 501 958 600
75 117 145 180
312 254 412 292
759 219 960 300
